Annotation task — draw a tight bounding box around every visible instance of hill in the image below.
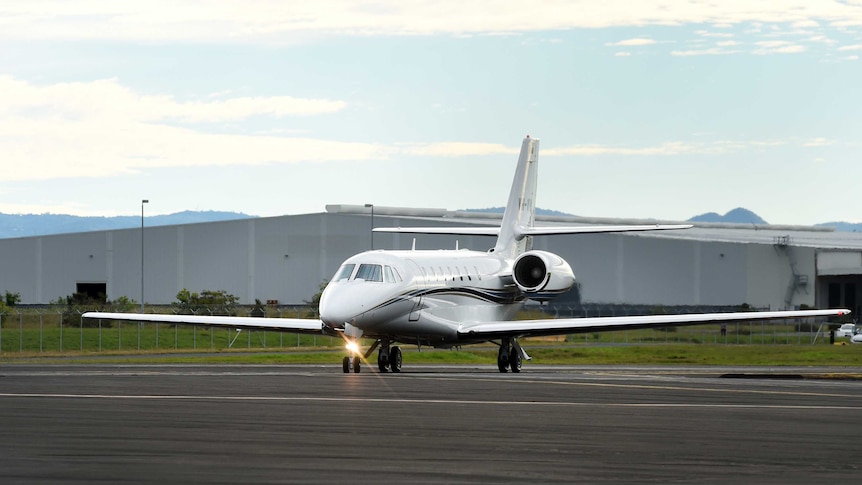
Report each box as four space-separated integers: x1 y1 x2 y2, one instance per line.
0 211 255 238
688 208 767 224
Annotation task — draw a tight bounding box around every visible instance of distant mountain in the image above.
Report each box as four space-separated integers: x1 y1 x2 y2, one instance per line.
688 208 767 225
0 210 255 239
816 222 862 232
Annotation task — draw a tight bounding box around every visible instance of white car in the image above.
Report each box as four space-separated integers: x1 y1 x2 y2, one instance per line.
852 332 862 344
836 323 856 338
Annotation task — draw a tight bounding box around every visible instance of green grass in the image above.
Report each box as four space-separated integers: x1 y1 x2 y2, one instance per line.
0 322 340 353
2 316 858 367
5 343 862 367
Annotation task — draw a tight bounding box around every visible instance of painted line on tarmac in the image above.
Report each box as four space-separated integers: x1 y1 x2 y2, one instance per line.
402 374 862 399
2 392 862 411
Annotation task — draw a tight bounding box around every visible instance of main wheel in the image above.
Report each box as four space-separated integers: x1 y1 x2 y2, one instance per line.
352 356 361 373
378 351 389 372
497 344 509 373
510 350 522 373
390 346 402 373
342 356 351 373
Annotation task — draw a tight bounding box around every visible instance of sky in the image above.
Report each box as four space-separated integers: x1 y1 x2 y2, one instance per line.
0 1 860 225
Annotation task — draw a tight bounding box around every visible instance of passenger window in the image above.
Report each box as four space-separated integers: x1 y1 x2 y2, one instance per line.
334 264 355 281
355 264 383 282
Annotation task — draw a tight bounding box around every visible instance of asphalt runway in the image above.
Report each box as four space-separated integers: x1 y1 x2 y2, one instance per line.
2 364 862 484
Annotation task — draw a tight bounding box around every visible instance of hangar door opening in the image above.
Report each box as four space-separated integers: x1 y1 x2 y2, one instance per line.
76 282 107 303
817 251 862 316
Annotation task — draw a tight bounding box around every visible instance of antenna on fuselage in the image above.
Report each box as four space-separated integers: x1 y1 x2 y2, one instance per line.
455 240 459 250
411 238 416 251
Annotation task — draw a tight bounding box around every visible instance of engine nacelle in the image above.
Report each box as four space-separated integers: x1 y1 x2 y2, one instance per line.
512 250 575 301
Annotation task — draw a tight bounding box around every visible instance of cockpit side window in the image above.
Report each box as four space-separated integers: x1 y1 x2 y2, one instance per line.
334 264 355 281
384 266 396 283
356 264 383 282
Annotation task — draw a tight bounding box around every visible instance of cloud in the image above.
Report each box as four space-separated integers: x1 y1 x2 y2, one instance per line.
606 38 656 46
0 76 346 123
614 52 632 57
803 138 834 147
671 47 739 56
2 1 862 42
838 44 862 50
0 76 380 182
753 40 806 54
807 35 836 44
400 142 515 157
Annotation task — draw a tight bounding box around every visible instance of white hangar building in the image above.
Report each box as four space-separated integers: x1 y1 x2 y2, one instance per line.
2 205 862 315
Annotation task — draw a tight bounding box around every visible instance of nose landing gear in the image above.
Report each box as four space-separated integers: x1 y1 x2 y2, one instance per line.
342 356 361 373
342 338 402 373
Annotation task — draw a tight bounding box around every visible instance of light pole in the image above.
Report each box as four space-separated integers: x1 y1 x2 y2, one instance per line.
364 203 374 250
141 199 148 313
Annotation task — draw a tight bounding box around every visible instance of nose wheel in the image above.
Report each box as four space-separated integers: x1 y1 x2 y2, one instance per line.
342 356 362 373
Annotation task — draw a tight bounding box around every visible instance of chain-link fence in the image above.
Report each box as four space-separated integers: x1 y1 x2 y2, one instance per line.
0 306 338 354
0 304 850 354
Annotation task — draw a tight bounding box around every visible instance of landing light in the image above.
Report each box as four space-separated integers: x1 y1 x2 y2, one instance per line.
345 341 360 354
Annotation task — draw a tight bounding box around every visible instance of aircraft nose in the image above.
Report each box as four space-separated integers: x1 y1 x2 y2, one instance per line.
319 285 362 326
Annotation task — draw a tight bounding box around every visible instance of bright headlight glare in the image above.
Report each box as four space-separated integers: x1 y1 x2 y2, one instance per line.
345 341 360 354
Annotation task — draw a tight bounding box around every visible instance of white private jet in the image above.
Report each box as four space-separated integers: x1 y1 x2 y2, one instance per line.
84 136 850 373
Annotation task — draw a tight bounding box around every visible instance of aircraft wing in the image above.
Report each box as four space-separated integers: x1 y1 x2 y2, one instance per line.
82 312 324 334
457 309 850 339
373 224 692 237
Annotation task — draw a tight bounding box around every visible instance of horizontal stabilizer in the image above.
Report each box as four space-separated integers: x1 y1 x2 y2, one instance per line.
373 226 499 236
374 223 692 238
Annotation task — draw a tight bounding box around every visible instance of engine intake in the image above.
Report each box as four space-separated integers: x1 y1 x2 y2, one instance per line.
512 250 575 301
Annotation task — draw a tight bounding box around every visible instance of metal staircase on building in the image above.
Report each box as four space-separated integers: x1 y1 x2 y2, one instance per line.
773 235 809 309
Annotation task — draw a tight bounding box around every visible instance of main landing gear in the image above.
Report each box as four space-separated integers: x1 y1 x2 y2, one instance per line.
377 341 402 373
342 338 402 373
497 337 522 373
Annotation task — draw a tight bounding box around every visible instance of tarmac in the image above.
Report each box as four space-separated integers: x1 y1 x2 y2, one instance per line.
1 363 861 484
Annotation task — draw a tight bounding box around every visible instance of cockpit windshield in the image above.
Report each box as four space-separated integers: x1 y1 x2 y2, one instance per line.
355 264 383 282
335 263 402 283
334 264 355 281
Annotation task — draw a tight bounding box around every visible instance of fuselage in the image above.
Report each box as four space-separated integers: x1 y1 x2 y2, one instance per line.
318 249 524 346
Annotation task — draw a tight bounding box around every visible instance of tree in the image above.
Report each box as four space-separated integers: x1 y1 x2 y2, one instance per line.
303 281 329 317
173 288 239 315
4 290 20 307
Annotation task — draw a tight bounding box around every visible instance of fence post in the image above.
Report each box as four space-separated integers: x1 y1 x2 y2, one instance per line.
18 310 23 352
58 311 63 352
79 313 83 351
38 311 43 353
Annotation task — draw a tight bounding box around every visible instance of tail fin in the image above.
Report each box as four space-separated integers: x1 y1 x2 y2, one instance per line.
492 135 539 258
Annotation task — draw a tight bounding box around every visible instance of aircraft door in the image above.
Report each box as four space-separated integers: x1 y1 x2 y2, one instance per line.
406 259 425 321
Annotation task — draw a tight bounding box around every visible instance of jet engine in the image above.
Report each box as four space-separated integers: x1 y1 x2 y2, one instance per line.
512 250 575 301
